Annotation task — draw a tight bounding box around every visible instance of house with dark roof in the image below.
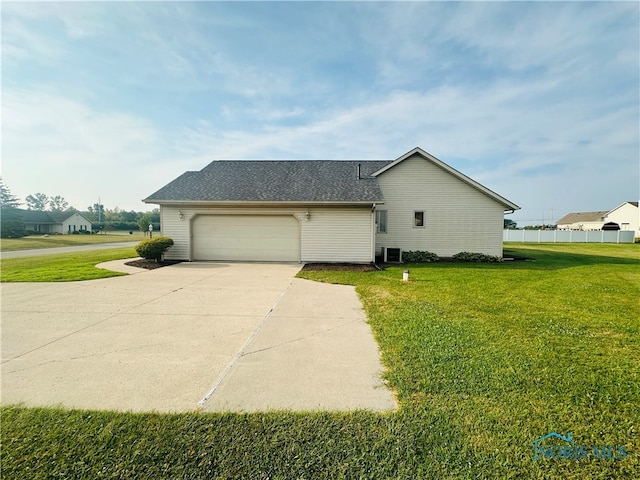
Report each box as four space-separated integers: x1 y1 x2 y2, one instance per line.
556 202 639 238
18 209 93 234
143 147 520 263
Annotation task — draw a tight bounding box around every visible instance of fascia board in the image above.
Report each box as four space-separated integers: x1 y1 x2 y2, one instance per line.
607 202 637 215
144 200 384 207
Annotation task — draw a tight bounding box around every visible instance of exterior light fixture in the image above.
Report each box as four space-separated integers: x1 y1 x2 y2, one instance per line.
178 210 184 220
305 210 311 221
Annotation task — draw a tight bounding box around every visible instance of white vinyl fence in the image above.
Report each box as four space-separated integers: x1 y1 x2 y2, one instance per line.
503 229 635 244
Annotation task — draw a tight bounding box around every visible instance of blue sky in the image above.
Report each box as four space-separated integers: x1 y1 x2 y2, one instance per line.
2 1 638 226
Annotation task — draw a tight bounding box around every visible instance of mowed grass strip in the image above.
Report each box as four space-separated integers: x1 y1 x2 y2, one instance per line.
0 247 137 281
0 233 146 251
1 244 638 479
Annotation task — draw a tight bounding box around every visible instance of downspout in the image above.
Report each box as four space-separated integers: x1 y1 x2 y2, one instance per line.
371 203 377 263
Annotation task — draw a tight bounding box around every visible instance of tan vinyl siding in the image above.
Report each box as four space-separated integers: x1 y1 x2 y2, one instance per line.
159 206 191 260
300 207 374 263
376 154 505 257
160 205 374 262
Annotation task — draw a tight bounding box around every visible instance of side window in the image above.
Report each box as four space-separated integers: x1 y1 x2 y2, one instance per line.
375 210 387 234
414 211 425 227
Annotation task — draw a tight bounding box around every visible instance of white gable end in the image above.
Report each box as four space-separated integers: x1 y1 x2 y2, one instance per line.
375 153 509 257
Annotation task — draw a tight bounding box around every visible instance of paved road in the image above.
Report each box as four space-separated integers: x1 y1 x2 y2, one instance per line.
0 242 139 259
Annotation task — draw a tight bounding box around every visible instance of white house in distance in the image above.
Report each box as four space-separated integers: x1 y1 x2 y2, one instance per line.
143 147 520 263
19 209 93 234
556 202 639 239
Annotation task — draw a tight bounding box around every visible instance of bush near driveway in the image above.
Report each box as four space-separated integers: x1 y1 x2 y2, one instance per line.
135 236 174 261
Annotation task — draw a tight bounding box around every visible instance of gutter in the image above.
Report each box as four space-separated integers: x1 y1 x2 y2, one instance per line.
144 200 386 207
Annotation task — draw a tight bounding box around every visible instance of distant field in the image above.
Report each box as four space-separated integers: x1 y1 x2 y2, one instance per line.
2 243 638 478
0 232 147 251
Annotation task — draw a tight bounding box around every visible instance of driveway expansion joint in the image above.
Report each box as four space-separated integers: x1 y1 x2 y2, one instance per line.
196 278 296 409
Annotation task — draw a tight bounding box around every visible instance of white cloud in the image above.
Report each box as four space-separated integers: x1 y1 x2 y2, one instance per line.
2 1 637 220
2 89 180 210
1 14 64 63
169 70 637 223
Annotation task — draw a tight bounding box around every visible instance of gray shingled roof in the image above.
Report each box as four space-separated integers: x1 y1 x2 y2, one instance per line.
556 211 608 224
144 160 392 204
18 209 58 224
17 209 84 224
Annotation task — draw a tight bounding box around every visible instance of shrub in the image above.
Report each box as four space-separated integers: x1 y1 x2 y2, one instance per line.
135 237 174 261
402 250 439 263
452 251 502 263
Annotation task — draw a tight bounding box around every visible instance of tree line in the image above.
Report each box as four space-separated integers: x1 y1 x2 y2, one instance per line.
1 178 160 238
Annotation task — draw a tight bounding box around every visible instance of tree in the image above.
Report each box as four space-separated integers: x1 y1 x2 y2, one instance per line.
49 195 69 212
0 178 20 207
121 210 137 223
0 178 25 238
137 213 152 234
504 219 518 229
524 224 556 230
87 203 105 222
25 193 49 210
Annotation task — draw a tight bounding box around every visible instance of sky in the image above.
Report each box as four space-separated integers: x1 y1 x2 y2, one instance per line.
2 1 639 226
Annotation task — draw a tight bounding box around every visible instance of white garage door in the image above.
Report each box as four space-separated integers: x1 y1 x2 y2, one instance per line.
192 215 300 261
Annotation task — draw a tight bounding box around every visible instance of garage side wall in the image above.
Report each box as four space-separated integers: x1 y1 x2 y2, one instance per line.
300 207 374 263
158 205 374 263
159 205 191 259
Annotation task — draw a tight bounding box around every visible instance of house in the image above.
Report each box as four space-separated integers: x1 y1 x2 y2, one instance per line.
143 147 520 263
556 202 639 238
19 209 93 234
605 202 640 237
555 211 609 231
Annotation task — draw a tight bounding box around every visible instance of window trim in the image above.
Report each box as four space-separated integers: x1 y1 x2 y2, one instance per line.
413 211 425 228
375 209 387 234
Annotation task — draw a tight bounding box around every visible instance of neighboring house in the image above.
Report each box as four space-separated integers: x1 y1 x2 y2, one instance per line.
19 209 93 234
555 211 609 232
556 202 639 238
143 147 520 263
605 202 640 237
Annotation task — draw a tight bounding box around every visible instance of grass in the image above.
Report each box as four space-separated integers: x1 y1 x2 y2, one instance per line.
0 232 146 251
2 243 639 478
0 247 137 281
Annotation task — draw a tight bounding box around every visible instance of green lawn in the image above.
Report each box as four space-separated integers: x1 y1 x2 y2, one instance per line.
0 247 137 282
2 243 638 479
0 232 146 251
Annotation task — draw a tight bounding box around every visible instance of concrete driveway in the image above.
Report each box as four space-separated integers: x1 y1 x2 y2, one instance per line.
1 262 396 413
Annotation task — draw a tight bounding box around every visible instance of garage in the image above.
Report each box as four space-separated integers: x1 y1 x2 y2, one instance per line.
192 215 300 261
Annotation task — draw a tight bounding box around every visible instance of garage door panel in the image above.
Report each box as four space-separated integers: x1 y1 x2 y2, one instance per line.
193 215 299 261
